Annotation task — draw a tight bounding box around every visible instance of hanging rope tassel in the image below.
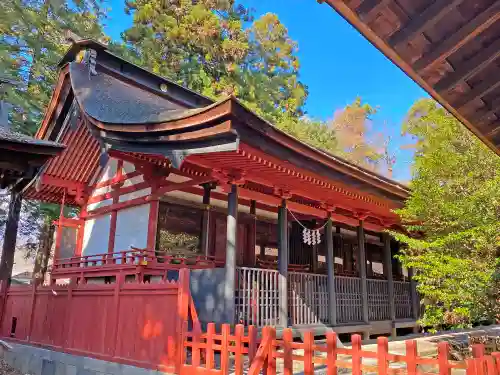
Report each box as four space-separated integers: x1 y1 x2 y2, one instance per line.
286 207 326 246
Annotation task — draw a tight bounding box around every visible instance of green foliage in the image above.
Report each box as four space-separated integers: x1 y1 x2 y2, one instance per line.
277 115 338 152
115 1 306 124
328 97 392 171
392 99 500 330
0 0 106 255
0 0 107 135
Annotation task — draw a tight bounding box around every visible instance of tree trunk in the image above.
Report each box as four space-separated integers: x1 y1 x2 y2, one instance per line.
32 220 54 285
0 191 22 283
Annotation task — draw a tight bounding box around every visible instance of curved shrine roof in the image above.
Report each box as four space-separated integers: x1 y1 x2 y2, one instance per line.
27 40 410 230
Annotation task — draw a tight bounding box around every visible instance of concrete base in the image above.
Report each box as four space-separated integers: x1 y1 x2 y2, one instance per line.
280 320 419 341
0 342 174 375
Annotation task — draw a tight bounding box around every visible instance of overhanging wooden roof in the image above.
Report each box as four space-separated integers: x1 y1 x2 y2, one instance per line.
324 0 500 155
0 126 64 189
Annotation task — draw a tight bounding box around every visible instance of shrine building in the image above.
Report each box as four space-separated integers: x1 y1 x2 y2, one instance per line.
23 39 418 337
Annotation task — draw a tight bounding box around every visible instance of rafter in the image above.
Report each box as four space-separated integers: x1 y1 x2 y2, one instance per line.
486 123 500 137
356 0 391 23
40 175 86 191
435 38 500 92
414 2 500 72
388 0 465 47
472 99 500 127
454 70 500 110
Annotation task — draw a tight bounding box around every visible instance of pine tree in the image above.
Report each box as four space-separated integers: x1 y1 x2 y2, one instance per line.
114 1 306 124
0 0 107 135
0 0 108 260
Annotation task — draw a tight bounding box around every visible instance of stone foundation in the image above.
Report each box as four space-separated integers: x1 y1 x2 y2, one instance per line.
0 342 174 375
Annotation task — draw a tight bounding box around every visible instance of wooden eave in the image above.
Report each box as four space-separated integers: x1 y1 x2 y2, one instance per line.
81 96 409 202
0 129 64 189
324 0 500 155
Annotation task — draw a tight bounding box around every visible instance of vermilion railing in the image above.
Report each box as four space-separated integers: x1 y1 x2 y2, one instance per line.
256 258 310 272
181 323 500 375
52 247 224 274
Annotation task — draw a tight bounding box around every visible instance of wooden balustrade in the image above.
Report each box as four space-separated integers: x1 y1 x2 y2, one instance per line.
335 275 363 323
395 280 413 319
256 257 310 272
52 247 223 277
288 271 329 326
245 327 500 375
182 324 500 375
367 279 391 321
235 267 412 327
235 267 280 327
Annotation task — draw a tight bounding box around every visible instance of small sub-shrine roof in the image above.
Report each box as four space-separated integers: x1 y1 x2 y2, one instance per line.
324 0 500 155
0 126 64 189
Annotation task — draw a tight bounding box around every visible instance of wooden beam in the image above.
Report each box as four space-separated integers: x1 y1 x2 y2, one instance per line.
408 268 419 320
486 122 500 137
0 191 22 282
237 186 388 230
0 160 29 172
323 0 500 156
477 112 500 130
147 176 214 200
236 187 282 207
455 70 500 110
356 0 391 22
465 100 500 124
383 233 396 337
388 0 465 47
414 2 500 72
200 184 212 257
435 38 500 92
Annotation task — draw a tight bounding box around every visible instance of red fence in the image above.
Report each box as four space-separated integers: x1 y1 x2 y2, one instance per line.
51 248 224 281
182 325 500 375
0 269 193 372
182 323 259 375
3 269 500 375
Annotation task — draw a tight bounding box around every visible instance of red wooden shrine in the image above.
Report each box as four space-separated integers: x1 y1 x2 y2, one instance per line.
8 39 418 341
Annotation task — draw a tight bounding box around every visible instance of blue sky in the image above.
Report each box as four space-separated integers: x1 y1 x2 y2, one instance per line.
104 0 428 182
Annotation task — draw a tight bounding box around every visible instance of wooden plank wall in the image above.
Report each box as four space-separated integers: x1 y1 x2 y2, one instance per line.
0 270 191 372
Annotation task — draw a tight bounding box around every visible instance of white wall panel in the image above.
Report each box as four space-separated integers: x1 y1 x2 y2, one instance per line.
122 175 144 187
122 161 135 174
87 199 113 212
92 184 112 197
113 204 150 252
119 188 151 202
97 158 118 184
82 214 111 256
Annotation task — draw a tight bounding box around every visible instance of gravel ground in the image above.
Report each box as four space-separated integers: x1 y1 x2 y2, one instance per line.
0 360 22 375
